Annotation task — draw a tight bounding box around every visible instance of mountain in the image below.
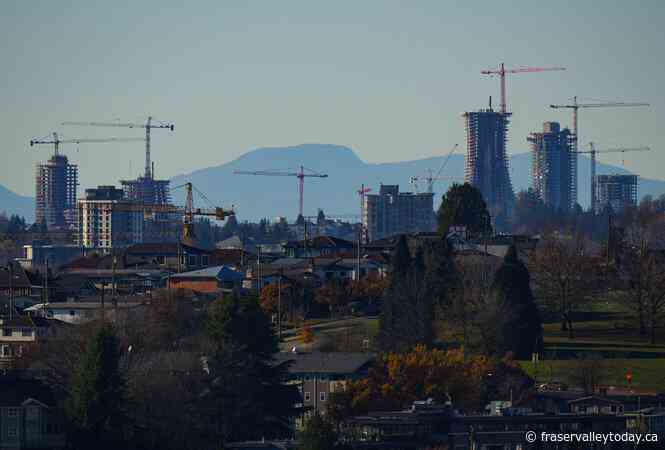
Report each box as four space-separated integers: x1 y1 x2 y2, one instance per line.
171 143 665 221
0 184 34 223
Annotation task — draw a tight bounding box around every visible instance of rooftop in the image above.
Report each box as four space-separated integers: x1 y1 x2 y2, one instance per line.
275 351 374 374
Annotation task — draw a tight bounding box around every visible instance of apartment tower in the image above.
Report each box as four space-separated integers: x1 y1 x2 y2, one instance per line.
35 155 79 230
528 122 575 211
463 106 514 224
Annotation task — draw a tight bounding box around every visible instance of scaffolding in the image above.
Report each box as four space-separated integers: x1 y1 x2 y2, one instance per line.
35 155 78 230
596 174 638 213
463 108 514 223
528 122 574 211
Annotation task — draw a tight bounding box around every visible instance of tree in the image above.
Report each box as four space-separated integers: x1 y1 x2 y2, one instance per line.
65 323 129 449
348 346 533 413
202 295 299 442
6 214 27 235
298 413 341 450
315 279 352 318
530 234 596 338
437 183 492 236
480 246 543 359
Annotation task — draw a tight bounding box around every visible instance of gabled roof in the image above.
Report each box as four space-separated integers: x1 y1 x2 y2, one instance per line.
283 236 355 250
568 395 624 405
0 263 32 288
169 265 244 282
274 352 374 374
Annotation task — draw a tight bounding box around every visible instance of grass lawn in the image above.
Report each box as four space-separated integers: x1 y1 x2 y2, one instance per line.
519 358 665 392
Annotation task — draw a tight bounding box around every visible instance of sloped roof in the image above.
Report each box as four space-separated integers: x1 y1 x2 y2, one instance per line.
274 352 374 374
169 265 244 281
284 235 355 249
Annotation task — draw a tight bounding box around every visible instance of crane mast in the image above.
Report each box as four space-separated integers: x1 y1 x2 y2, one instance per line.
481 63 566 114
62 116 174 179
549 97 649 206
576 143 650 213
233 165 328 217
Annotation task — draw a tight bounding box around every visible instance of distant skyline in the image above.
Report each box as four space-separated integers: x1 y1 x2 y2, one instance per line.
2 0 663 197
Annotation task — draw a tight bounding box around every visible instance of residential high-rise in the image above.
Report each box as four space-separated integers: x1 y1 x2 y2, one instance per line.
77 186 143 252
35 155 78 230
528 122 575 211
463 107 514 224
362 184 434 242
596 175 638 213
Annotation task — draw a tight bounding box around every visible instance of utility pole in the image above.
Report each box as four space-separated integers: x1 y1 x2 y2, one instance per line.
278 269 283 340
8 263 14 319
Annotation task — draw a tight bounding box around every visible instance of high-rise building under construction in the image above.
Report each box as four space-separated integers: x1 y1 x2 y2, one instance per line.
35 155 79 230
463 107 514 223
528 122 575 211
596 174 638 213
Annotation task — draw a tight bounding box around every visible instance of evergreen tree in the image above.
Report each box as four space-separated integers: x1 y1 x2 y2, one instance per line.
65 323 128 449
437 183 492 236
298 414 338 450
483 245 543 359
203 295 299 442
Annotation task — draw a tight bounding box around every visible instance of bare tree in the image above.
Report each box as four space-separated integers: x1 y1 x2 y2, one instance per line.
529 234 598 339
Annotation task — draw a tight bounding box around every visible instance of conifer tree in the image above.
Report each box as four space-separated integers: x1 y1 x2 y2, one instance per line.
484 245 543 359
65 323 128 449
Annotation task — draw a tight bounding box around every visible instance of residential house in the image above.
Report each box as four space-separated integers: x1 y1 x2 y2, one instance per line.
569 396 625 415
274 352 374 422
167 265 244 294
0 315 64 369
282 236 355 258
25 300 146 325
0 373 66 449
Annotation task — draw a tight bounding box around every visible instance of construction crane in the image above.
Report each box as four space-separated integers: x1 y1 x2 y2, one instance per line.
106 182 234 242
549 97 650 205
62 116 174 179
578 142 650 213
481 63 566 114
409 144 461 193
233 166 328 217
29 132 145 157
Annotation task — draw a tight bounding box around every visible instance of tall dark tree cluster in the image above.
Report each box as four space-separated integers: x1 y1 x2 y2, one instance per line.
479 245 543 359
201 295 299 442
378 235 457 352
65 323 129 449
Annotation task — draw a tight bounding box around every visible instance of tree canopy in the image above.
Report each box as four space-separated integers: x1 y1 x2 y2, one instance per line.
437 183 492 236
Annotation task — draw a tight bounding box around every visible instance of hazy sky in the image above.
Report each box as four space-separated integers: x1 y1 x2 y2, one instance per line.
2 0 663 197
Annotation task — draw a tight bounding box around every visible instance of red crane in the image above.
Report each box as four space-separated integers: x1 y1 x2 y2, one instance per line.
481 63 566 114
233 165 328 217
550 97 650 205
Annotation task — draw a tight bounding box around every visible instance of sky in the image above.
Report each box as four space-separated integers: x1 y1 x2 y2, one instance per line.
1 0 664 197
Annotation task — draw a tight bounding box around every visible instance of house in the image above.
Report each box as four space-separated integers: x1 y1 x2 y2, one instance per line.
0 263 35 298
25 300 146 325
568 395 625 415
0 315 64 369
282 236 355 258
167 265 244 294
274 352 374 420
0 373 66 449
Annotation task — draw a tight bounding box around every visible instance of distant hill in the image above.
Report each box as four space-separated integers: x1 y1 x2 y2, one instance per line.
0 184 34 223
171 144 665 221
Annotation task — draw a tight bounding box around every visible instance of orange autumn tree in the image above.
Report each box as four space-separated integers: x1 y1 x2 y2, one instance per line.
346 345 533 414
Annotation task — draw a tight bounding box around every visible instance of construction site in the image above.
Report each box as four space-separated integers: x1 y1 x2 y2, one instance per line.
528 122 575 211
596 174 639 213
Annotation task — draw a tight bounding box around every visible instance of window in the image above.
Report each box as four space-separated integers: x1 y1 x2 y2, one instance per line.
304 392 311 402
22 328 32 337
2 328 11 336
69 310 76 316
320 392 326 402
1 345 11 357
